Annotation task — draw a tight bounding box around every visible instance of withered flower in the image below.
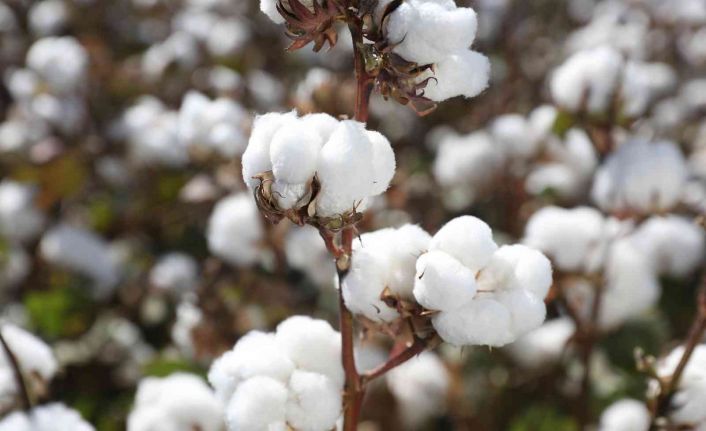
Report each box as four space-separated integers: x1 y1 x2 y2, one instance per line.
277 0 345 52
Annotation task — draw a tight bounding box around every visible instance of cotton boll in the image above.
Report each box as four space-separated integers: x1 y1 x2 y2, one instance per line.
0 180 45 243
316 121 376 217
429 216 498 273
226 376 288 431
171 300 202 359
275 316 343 386
26 37 88 94
656 345 706 425
149 253 199 294
301 113 339 142
0 245 31 288
367 130 396 195
178 91 249 158
28 0 69 36
422 50 490 102
342 244 399 322
432 298 514 347
480 245 553 299
507 317 575 368
620 61 676 118
491 114 542 159
128 373 223 431
285 370 342 431
207 193 264 267
284 225 335 288
550 46 623 113
385 224 431 296
39 224 120 297
414 251 477 311
494 289 547 338
260 0 285 24
26 403 94 431
591 139 688 215
386 352 449 429
386 0 478 65
523 206 610 272
242 111 297 189
628 216 705 278
0 324 57 401
598 399 650 431
208 331 294 403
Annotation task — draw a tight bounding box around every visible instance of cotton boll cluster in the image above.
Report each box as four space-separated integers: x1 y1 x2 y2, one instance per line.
654 345 706 427
413 216 552 347
550 45 675 118
0 403 95 431
141 32 201 81
149 253 199 295
342 224 431 322
242 111 395 219
380 0 490 102
172 3 251 58
506 317 576 369
523 206 626 273
120 97 187 167
591 138 688 215
39 224 121 298
386 352 450 429
208 315 343 431
127 373 223 431
0 324 58 408
284 225 336 288
0 180 46 244
598 399 650 431
178 91 250 158
207 192 264 267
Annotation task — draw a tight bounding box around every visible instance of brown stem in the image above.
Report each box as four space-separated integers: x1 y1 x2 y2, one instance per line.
653 275 706 421
348 21 373 123
0 327 32 411
361 335 435 383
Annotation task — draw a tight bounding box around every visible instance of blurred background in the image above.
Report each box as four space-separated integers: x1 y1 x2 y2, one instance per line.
1 0 705 429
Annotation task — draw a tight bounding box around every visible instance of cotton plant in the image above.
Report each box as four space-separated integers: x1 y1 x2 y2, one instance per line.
127 373 224 431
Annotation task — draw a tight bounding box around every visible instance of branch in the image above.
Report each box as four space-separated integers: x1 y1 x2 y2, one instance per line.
0 326 32 411
361 334 436 383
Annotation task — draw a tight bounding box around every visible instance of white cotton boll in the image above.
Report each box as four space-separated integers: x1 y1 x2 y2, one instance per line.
342 244 400 322
480 245 553 298
387 352 449 429
367 130 396 195
597 239 659 328
208 331 294 403
523 206 609 272
422 50 490 102
226 376 288 431
550 46 623 113
494 289 547 338
207 193 264 267
207 19 250 57
316 121 376 217
26 37 88 93
171 300 202 358
491 114 541 159
241 111 297 189
414 251 477 311
27 403 94 431
28 0 68 36
598 399 650 431
39 224 120 297
525 164 583 199
0 325 58 401
507 317 575 369
178 91 249 158
628 216 705 278
260 0 285 24
385 224 431 296
270 121 322 185
432 298 514 347
275 316 343 386
0 180 45 243
0 411 30 431
149 253 199 294
142 32 200 81
386 0 478 65
591 139 688 215
528 105 558 140
620 61 677 118
429 216 498 273
670 380 706 426
285 370 342 431
284 225 335 287
300 113 339 142
128 373 223 431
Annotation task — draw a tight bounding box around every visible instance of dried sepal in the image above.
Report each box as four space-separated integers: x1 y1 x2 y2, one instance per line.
277 0 344 52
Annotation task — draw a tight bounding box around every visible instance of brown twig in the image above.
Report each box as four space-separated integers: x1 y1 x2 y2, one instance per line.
361 334 437 383
652 275 706 423
0 327 32 411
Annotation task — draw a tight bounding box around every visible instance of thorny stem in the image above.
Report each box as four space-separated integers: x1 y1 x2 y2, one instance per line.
0 326 32 411
652 274 706 424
